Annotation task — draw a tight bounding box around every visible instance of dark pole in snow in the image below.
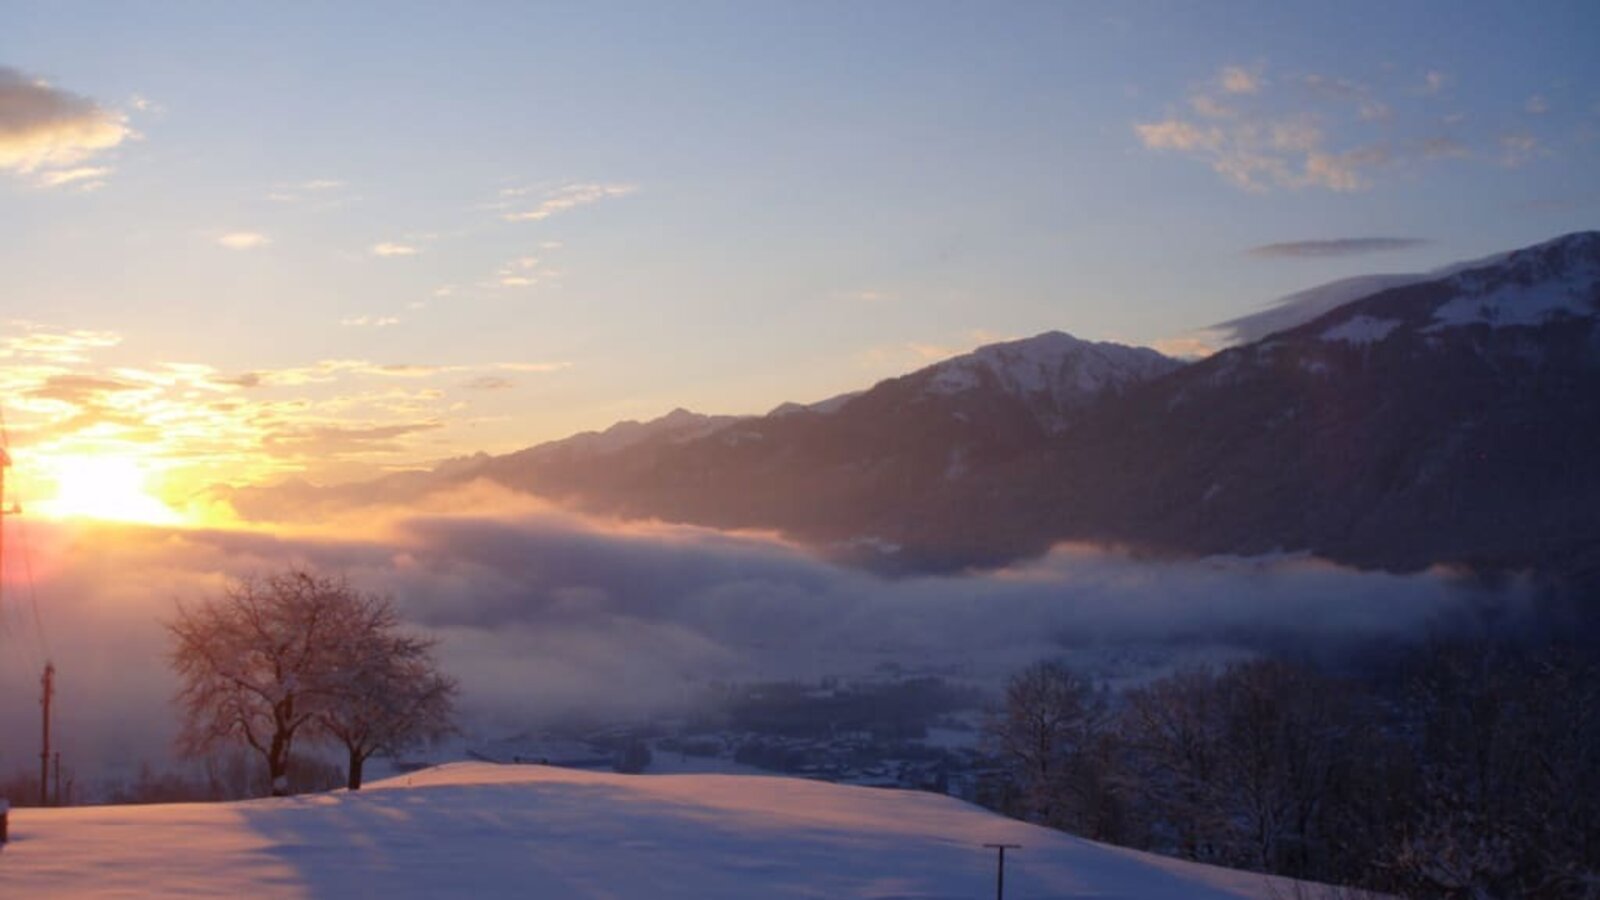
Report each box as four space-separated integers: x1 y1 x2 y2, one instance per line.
983 843 1020 900
40 662 54 806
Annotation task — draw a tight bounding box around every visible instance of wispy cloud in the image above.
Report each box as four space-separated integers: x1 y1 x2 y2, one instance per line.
1136 65 1398 192
217 231 270 250
497 361 571 374
1247 237 1430 259
1134 63 1555 192
0 66 131 187
35 165 112 190
371 242 419 257
340 315 402 327
1219 65 1264 95
502 182 637 222
1500 133 1541 168
0 323 122 362
487 252 558 290
261 420 442 459
834 289 895 303
267 178 351 205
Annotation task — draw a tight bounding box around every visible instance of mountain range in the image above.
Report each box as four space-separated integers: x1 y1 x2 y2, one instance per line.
228 231 1600 580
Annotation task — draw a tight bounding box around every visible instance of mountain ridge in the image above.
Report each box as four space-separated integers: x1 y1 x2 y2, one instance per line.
223 231 1600 579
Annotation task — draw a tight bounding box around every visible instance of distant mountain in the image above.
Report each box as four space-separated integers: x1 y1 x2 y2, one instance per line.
1041 230 1600 576
468 331 1181 568
495 407 746 467
228 232 1600 579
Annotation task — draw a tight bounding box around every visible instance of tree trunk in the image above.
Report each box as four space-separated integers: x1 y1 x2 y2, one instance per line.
268 732 291 797
347 749 365 791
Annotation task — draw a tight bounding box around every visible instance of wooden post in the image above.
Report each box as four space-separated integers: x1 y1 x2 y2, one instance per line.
40 662 54 807
0 797 9 844
983 843 1021 900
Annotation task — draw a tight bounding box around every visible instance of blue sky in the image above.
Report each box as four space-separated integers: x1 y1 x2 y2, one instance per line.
1 1 1596 500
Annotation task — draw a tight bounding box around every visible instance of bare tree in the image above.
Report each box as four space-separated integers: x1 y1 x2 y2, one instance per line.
168 568 454 796
318 618 456 790
988 660 1104 826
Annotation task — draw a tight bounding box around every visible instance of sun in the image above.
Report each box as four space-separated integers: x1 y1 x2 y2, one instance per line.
34 454 186 526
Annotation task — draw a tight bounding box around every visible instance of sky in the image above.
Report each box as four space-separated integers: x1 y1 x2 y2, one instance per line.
2 0 1598 512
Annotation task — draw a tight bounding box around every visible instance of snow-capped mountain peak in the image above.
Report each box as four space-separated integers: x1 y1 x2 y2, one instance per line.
919 331 1181 431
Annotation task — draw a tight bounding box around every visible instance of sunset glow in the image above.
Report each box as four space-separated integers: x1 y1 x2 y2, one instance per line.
33 454 185 526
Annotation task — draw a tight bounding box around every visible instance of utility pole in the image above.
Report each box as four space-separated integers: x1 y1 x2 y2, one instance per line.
40 661 54 806
983 843 1021 900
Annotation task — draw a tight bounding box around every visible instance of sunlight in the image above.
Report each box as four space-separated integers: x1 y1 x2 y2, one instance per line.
34 453 187 526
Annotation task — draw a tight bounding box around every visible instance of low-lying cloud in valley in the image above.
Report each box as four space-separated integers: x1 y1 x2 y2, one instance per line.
0 484 1522 787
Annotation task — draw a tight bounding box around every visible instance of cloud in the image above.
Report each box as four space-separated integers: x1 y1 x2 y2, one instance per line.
1219 65 1263 95
1134 64 1503 192
1524 94 1549 115
266 178 351 204
1419 70 1450 96
217 231 270 250
0 324 122 362
261 421 442 458
834 289 895 303
340 315 402 327
371 242 419 257
502 182 637 223
1134 119 1222 152
0 324 584 506
1247 237 1430 259
463 375 515 391
1500 134 1540 168
35 165 111 189
1419 136 1469 159
496 362 571 373
0 501 1522 781
0 66 130 186
488 252 555 289
26 373 142 405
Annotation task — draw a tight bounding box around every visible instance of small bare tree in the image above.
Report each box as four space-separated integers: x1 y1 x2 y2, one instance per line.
319 621 456 790
169 569 454 796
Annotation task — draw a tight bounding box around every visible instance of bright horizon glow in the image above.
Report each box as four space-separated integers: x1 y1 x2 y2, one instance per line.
33 454 187 526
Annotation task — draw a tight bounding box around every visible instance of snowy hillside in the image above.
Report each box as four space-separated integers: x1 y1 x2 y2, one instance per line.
0 763 1328 898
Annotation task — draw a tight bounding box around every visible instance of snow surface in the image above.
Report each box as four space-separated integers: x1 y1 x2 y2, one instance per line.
0 762 1332 898
926 332 1171 400
919 332 1177 432
1428 267 1599 330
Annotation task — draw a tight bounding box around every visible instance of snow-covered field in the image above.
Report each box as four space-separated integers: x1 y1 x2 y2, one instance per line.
0 762 1332 898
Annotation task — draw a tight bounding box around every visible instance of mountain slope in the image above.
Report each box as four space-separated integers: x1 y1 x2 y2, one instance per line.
0 762 1329 898
475 331 1181 568
1046 231 1600 574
